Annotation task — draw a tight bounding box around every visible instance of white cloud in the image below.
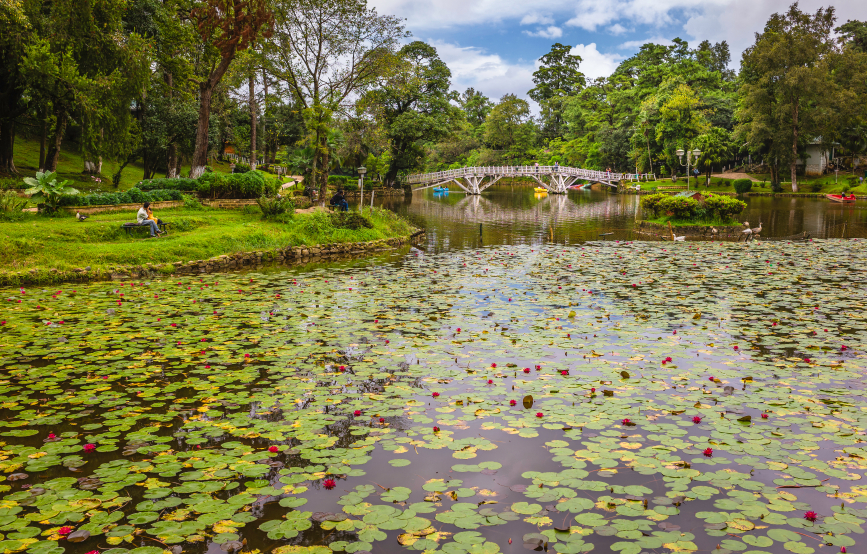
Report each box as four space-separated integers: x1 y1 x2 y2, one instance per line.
520 13 554 25
570 43 624 79
609 23 628 35
524 26 564 39
617 36 673 50
429 40 537 101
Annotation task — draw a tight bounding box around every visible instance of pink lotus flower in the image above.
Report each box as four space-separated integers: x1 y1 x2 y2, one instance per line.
353 410 361 416
703 448 713 457
804 511 818 522
622 418 631 425
433 426 440 432
268 446 278 453
523 368 530 374
48 433 56 439
841 548 846 553
456 328 461 332
432 392 440 397
244 354 250 358
58 527 72 536
692 416 702 424
509 400 516 406
561 370 568 375
323 479 336 490
83 444 96 453
536 412 543 418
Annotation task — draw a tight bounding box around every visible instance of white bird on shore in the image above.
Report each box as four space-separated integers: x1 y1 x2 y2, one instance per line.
673 234 686 241
739 222 752 242
750 222 763 236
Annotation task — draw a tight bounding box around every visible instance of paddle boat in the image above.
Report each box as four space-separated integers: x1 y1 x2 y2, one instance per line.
433 186 449 193
827 193 856 203
533 187 548 193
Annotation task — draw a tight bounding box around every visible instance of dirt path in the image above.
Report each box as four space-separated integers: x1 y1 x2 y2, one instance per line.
712 172 759 182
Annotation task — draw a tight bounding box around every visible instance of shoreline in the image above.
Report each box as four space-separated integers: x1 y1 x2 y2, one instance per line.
0 231 424 286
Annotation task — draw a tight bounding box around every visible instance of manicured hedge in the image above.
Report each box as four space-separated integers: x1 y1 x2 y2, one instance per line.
733 179 752 194
641 192 746 221
134 171 280 199
58 189 183 207
136 178 199 192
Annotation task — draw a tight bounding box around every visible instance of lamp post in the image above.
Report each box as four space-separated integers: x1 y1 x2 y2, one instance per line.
676 148 702 190
357 166 367 212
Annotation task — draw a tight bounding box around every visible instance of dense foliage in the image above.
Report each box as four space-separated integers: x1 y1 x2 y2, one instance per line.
733 178 753 194
641 192 746 221
58 188 183 206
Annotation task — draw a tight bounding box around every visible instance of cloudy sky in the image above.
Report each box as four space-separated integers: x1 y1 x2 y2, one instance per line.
369 0 867 101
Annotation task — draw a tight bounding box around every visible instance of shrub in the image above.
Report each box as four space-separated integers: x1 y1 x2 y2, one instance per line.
58 189 183 206
182 194 204 210
197 170 277 199
703 193 746 221
343 182 359 192
331 212 372 230
232 162 250 174
136 178 199 192
0 177 26 190
0 191 27 221
733 179 752 194
658 196 701 219
256 195 295 220
640 193 669 217
809 182 822 193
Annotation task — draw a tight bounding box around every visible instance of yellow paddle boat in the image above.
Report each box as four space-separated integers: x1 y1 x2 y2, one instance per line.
534 187 548 193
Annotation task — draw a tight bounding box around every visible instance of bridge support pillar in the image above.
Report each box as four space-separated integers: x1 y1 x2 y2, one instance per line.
462 174 484 195
549 173 578 194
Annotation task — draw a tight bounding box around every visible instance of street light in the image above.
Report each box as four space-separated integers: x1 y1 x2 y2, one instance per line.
357 166 367 212
676 148 702 190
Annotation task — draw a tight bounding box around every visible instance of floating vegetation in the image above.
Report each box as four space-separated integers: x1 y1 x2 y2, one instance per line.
0 240 865 554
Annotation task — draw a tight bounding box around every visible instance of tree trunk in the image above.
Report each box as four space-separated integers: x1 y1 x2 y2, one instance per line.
190 52 236 179
44 110 67 172
249 75 257 171
0 120 17 175
166 143 179 178
38 115 48 171
790 102 799 193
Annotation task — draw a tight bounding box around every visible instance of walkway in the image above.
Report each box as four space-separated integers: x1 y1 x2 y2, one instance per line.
406 166 624 194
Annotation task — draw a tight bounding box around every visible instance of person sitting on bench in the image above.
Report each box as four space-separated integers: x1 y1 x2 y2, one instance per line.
330 190 348 212
137 202 162 237
146 204 165 227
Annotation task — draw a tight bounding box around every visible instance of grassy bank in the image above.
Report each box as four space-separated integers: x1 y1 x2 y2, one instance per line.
639 215 742 227
634 174 867 195
0 205 416 284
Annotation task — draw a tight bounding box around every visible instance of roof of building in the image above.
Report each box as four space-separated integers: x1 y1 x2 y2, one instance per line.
673 191 702 198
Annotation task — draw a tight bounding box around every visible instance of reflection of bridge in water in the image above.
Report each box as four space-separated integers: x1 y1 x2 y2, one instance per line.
407 166 623 194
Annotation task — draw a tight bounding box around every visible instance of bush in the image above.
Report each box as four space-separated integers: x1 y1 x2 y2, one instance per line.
342 182 359 192
703 193 746 221
0 191 27 221
232 162 250 174
733 179 752 194
256 195 295 220
198 170 278 199
0 177 26 190
58 189 183 207
135 178 199 192
330 212 372 230
182 194 204 210
659 196 701 219
640 193 669 217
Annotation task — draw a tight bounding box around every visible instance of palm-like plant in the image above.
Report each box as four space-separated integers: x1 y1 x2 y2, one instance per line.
23 171 80 213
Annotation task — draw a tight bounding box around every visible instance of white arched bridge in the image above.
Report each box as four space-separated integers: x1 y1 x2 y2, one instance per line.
406 166 625 194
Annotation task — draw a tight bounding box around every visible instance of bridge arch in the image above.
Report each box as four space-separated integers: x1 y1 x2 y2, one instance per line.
407 166 623 194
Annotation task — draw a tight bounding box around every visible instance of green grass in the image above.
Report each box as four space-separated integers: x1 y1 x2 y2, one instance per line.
0 206 416 284
3 136 236 192
636 174 867 194
640 215 743 227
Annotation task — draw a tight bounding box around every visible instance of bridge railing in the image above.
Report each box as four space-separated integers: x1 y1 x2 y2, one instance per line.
407 166 624 184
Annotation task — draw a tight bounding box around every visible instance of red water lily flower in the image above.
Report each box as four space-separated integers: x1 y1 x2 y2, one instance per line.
804 511 818 522
733 345 739 350
523 368 530 374
268 446 278 453
509 400 517 406
487 379 493 384
761 413 769 419
622 418 631 425
432 392 440 397
83 444 96 453
491 363 497 368
535 365 541 370
353 410 361 416
561 370 569 375
323 479 336 490
456 328 461 332
703 448 713 457
692 416 702 424
804 357 810 362
433 426 440 432
665 357 672 363
379 418 385 423
590 387 596 393
339 366 345 372
536 412 543 418
47 433 56 439
58 527 73 537
708 377 715 382
840 547 846 553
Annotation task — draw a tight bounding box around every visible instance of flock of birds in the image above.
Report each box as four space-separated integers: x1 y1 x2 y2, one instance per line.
672 221 761 242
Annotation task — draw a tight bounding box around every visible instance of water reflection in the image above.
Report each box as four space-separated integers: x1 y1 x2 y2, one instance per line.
367 186 867 252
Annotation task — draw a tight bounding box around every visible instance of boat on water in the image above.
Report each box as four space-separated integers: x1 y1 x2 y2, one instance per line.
827 194 856 203
534 187 548 193
433 186 449 192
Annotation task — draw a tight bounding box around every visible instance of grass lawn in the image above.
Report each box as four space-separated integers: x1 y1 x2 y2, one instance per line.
0 206 416 284
4 136 237 192
639 215 742 227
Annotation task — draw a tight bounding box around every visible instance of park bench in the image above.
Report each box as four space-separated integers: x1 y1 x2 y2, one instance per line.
121 222 170 237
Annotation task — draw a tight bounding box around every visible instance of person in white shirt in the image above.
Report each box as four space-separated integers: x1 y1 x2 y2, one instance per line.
136 202 162 237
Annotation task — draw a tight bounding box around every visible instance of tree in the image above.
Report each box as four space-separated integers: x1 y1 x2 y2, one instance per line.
837 20 867 53
484 94 535 162
459 88 493 127
365 41 459 185
694 127 732 184
188 0 273 178
695 40 735 81
529 43 585 142
0 0 31 174
269 0 407 198
655 83 709 180
736 3 848 192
